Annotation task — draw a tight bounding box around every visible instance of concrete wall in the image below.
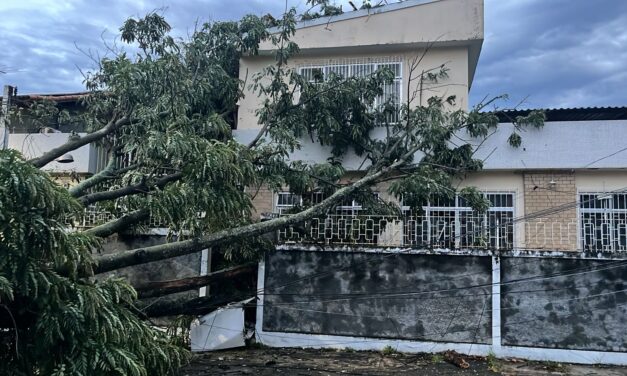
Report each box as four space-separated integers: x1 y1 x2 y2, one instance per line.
468 120 627 170
259 0 483 54
259 248 627 362
262 250 492 343
501 257 627 352
100 234 201 290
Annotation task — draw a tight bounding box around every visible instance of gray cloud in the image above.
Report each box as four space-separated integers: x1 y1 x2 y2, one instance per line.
1 0 626 109
471 0 627 108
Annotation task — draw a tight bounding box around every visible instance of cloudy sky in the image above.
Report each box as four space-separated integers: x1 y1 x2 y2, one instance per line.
1 0 626 109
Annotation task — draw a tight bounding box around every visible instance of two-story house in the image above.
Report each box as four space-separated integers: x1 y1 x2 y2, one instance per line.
233 0 627 365
3 0 626 364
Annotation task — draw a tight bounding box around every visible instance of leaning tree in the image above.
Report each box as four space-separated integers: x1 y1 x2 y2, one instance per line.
0 4 543 374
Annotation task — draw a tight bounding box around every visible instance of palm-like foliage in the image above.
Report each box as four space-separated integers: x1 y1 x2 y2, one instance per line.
0 150 188 375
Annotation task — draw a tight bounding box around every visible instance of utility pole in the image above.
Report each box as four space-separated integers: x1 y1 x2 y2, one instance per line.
1 85 16 149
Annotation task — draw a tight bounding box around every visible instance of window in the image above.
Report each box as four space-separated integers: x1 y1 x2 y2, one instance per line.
274 191 379 216
274 192 302 215
335 192 380 216
299 59 402 123
579 192 627 251
406 192 515 250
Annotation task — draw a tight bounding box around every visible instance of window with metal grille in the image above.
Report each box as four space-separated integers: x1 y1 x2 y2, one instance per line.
579 192 627 251
274 192 302 215
405 192 515 250
334 192 381 216
299 59 402 123
274 191 380 216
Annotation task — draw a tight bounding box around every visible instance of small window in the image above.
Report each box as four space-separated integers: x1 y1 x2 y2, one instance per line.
275 192 302 214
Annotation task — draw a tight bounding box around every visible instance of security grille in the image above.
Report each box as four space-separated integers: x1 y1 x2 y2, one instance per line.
580 192 627 251
405 192 515 250
299 57 402 124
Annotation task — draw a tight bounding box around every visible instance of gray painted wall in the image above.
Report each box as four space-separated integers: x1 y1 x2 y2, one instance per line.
262 250 627 352
100 235 201 290
263 250 492 343
501 257 627 352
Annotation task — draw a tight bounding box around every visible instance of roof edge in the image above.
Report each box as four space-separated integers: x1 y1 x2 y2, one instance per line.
490 107 627 122
268 0 440 33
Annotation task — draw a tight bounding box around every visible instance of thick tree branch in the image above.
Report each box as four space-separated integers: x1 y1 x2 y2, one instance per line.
29 116 129 168
79 172 183 206
94 158 406 273
85 208 150 238
137 292 244 317
69 156 117 197
133 263 256 299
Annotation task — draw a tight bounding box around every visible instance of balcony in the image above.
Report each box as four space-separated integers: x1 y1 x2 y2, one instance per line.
277 213 627 252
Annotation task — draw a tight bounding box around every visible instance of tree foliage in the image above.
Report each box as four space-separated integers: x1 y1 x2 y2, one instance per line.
0 150 188 375
3 5 543 373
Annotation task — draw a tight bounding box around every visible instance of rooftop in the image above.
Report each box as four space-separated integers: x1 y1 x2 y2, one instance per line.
494 106 627 122
269 0 439 32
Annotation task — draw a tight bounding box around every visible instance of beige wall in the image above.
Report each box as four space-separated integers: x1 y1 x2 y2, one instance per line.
575 170 627 192
238 47 470 129
238 0 483 130
522 172 578 251
258 0 483 54
252 168 627 252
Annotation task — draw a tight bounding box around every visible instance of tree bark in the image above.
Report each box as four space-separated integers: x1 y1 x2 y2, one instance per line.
133 263 256 299
137 292 250 317
79 172 183 206
29 116 129 168
93 159 402 274
85 208 150 238
69 156 117 197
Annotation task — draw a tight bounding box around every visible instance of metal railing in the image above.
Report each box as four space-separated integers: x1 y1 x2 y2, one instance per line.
65 207 167 230
67 208 627 252
277 213 627 252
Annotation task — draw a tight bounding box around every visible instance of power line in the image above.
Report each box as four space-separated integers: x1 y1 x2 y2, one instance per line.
259 260 627 306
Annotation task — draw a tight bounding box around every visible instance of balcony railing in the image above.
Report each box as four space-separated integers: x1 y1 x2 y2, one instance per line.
65 207 167 230
67 208 627 252
277 214 627 252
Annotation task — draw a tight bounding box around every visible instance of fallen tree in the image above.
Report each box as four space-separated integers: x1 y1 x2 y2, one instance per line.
2 2 544 373
133 263 256 299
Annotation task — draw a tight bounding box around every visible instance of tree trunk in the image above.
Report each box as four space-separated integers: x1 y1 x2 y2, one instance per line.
137 292 252 317
133 263 256 299
93 159 403 274
29 116 129 168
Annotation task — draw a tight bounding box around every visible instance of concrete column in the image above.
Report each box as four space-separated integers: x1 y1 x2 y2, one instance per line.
491 255 502 353
1 85 15 149
199 248 211 297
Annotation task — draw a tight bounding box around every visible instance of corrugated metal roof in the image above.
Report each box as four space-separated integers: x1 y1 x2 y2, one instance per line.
493 107 627 122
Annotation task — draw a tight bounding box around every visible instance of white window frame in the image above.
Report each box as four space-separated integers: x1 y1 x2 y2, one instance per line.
274 192 303 215
298 59 403 124
578 192 627 251
405 191 516 250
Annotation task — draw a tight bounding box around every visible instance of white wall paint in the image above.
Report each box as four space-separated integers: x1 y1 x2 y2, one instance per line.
7 133 97 173
235 120 627 171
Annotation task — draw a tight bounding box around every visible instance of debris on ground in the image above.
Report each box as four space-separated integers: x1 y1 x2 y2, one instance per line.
443 350 470 369
180 347 627 376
